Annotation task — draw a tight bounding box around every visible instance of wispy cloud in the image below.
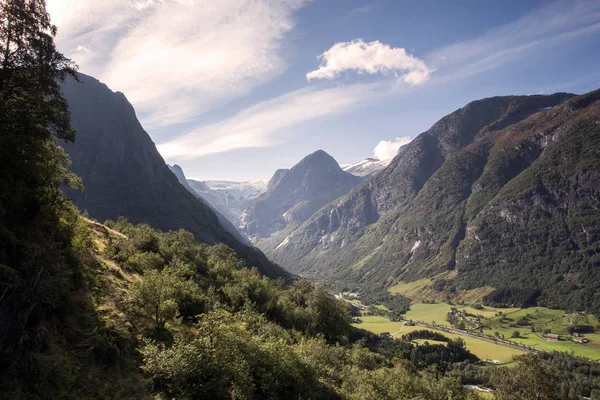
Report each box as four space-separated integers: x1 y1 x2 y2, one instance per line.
158 82 389 159
307 39 432 85
48 0 309 128
347 2 379 16
428 0 600 80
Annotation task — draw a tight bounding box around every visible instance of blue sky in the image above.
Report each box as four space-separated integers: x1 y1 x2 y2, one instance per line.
48 0 600 181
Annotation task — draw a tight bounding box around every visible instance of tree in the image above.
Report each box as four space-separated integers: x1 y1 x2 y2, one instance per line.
511 330 521 338
492 354 562 399
128 266 201 335
306 285 352 342
0 0 79 352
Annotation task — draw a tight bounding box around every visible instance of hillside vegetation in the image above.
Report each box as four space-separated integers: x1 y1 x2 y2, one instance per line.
0 217 480 399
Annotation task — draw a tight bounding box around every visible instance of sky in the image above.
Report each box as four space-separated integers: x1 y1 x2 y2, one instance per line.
47 0 600 181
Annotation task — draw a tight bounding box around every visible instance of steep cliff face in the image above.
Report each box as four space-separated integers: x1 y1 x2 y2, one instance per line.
242 150 363 239
259 91 600 313
61 74 287 279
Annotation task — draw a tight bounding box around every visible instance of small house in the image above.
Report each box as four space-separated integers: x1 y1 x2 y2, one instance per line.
379 332 393 340
546 333 560 341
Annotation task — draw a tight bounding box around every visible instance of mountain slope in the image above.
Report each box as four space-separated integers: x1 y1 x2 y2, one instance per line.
61 74 287 278
242 150 363 239
260 91 600 314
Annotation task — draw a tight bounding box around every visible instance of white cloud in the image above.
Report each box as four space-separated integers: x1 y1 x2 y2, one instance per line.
373 137 411 162
307 39 432 85
47 0 308 128
158 82 388 159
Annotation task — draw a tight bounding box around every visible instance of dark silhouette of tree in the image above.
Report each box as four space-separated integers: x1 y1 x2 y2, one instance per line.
0 0 78 352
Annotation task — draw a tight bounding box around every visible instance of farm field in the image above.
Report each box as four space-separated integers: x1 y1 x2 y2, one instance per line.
353 315 404 334
354 300 600 361
353 314 525 363
398 325 525 363
481 307 600 361
403 302 518 326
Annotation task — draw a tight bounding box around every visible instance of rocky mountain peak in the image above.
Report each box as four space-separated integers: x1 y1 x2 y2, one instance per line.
242 150 363 239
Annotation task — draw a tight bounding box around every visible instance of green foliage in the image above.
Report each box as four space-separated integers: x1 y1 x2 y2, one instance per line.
492 354 563 400
402 329 451 343
106 220 483 399
127 265 202 335
142 310 335 399
340 360 472 400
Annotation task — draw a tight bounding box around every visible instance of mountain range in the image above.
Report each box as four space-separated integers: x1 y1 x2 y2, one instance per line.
61 73 600 316
255 90 600 315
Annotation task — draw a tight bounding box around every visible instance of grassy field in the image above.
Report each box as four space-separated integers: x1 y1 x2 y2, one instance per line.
356 301 600 361
481 307 600 360
388 277 432 296
403 303 518 326
354 315 404 334
398 325 525 363
353 313 525 364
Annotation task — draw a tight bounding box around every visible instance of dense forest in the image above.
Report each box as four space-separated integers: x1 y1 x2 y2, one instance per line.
1 1 600 399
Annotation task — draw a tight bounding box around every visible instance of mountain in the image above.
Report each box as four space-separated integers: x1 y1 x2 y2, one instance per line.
204 180 268 198
167 164 252 245
267 169 290 189
342 157 388 178
241 150 364 240
60 74 287 279
261 90 600 314
167 164 197 195
186 178 267 228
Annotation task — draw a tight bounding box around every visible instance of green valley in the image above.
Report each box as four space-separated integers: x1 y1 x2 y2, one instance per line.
3 1 600 398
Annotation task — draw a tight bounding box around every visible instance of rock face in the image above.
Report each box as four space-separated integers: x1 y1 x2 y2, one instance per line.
61 74 287 279
262 91 600 314
242 150 363 239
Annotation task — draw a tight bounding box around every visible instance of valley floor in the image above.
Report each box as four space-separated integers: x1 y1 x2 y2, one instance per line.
352 301 600 362
354 314 524 364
